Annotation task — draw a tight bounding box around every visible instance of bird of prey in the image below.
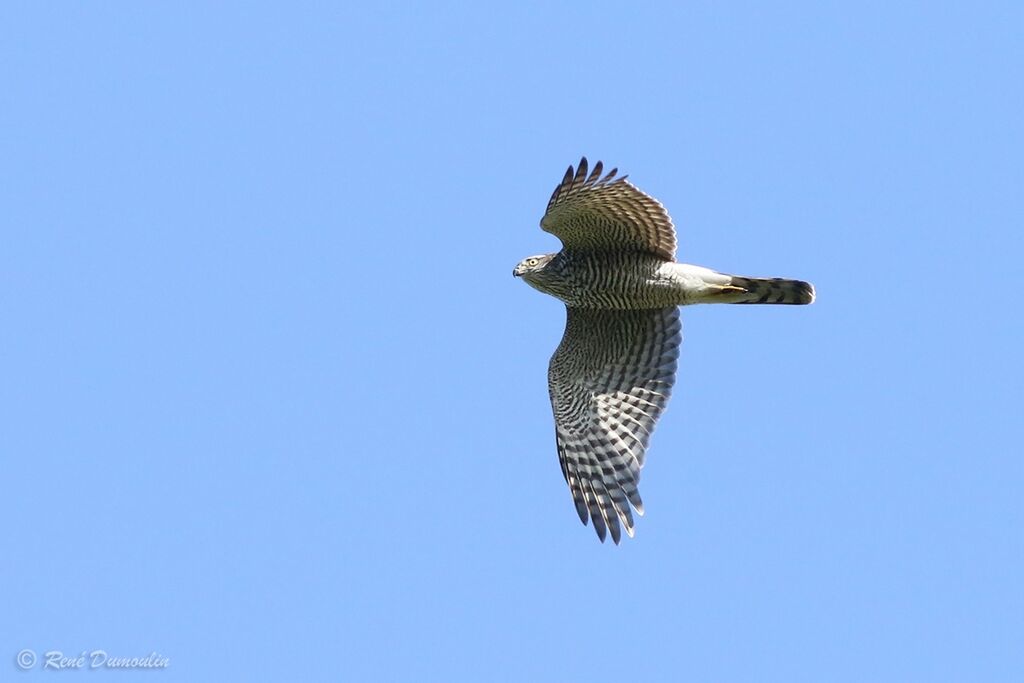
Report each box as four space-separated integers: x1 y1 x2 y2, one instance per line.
514 158 815 544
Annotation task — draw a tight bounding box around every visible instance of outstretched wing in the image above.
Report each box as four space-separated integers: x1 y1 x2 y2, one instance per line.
540 157 677 261
548 306 682 543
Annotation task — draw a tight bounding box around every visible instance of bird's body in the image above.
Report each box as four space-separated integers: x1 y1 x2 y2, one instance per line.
520 250 683 308
515 158 814 544
519 251 814 309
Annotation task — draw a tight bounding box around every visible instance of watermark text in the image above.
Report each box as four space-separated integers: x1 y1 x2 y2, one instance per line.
15 649 170 671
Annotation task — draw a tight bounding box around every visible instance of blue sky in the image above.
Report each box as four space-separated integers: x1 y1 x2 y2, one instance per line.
2 2 1022 681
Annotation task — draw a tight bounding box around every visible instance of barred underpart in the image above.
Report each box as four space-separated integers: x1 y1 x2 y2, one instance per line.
548 307 681 544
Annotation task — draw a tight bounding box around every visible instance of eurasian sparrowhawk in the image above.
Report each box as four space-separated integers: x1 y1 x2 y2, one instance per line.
514 158 815 543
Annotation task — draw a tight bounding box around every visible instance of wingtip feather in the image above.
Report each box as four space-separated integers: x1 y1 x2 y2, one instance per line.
573 157 588 186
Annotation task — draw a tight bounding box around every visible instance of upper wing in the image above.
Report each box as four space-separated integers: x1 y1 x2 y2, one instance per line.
548 306 682 543
540 157 677 261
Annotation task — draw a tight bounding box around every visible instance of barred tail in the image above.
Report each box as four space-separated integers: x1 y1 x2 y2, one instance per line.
726 276 816 305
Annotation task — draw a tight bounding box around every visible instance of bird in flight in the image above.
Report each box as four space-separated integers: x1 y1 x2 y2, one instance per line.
514 158 815 544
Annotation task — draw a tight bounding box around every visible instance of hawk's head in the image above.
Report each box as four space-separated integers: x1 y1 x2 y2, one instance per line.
513 253 557 279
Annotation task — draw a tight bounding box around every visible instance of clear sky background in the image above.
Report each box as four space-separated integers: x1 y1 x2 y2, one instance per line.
2 3 1022 681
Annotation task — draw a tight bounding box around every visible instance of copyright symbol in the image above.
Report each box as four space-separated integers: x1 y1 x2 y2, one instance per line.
16 649 36 670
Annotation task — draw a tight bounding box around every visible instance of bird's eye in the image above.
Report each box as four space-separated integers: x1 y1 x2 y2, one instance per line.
528 258 539 266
